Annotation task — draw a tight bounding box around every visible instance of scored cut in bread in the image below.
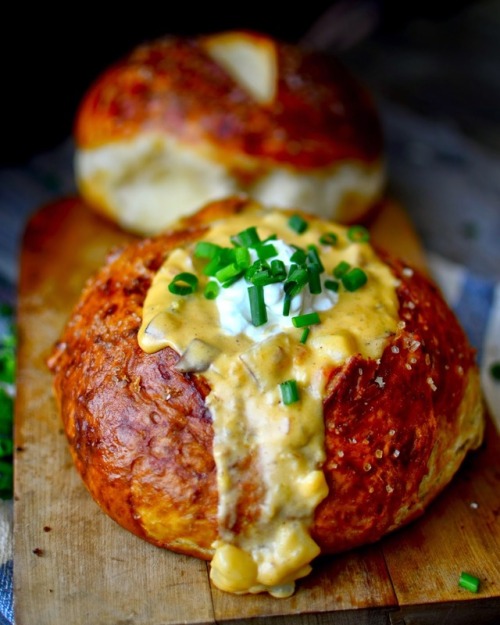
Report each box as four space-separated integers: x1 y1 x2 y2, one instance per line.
74 30 386 235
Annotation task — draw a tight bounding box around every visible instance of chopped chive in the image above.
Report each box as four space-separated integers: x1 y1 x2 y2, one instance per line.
215 263 243 284
256 243 278 260
202 247 235 276
325 279 340 292
247 260 273 283
271 259 286 281
292 312 320 328
283 293 292 316
319 232 338 246
234 246 251 269
333 260 351 279
221 275 243 288
458 572 480 593
342 267 368 291
285 267 308 297
248 285 267 326
203 255 222 276
194 241 220 259
280 379 300 405
290 248 307 265
288 214 308 234
347 224 370 243
300 327 310 344
168 272 198 295
307 245 324 272
251 269 276 287
237 226 261 247
307 264 322 295
204 281 220 300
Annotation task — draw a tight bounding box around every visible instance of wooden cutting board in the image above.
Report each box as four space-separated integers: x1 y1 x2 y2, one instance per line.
13 197 500 625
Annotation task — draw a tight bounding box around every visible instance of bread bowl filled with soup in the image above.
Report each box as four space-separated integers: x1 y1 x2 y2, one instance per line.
48 196 485 598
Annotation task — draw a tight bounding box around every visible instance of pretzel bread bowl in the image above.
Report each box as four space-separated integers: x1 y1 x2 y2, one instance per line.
48 197 484 598
74 30 385 236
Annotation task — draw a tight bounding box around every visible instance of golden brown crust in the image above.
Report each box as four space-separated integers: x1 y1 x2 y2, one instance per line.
75 31 382 169
48 197 484 560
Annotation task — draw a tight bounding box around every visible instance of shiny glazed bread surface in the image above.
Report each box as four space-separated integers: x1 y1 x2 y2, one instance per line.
75 31 382 168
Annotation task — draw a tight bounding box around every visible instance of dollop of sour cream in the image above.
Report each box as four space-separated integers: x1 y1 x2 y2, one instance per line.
212 239 338 340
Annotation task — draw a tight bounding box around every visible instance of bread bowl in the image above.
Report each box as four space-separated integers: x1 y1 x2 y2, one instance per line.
48 196 484 598
73 30 385 236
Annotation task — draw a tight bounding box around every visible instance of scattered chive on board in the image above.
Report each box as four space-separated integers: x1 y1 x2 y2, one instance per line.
458 571 480 593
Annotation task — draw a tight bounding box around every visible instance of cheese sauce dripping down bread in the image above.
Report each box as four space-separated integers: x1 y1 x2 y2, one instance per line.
137 204 400 596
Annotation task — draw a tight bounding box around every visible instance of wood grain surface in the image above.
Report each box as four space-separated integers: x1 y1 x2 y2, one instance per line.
13 197 500 625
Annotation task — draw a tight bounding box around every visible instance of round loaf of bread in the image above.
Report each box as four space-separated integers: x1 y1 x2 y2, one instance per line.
74 30 385 236
48 197 484 597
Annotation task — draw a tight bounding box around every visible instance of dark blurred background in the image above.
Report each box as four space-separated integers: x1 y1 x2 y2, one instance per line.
1 0 487 167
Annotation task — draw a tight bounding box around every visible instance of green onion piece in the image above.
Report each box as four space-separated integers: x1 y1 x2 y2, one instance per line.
236 226 261 247
307 245 324 273
285 267 308 296
168 272 198 295
271 259 286 281
215 263 243 284
234 246 251 269
490 361 500 381
342 268 368 292
459 572 480 593
300 327 310 344
283 293 292 317
248 285 267 326
204 281 220 300
333 260 351 279
347 224 370 243
256 243 278 261
251 269 275 287
307 264 322 295
203 255 222 276
292 312 320 328
290 248 307 265
203 247 229 276
194 241 221 259
325 279 340 293
280 379 300 405
288 214 308 234
319 232 338 246
246 260 273 286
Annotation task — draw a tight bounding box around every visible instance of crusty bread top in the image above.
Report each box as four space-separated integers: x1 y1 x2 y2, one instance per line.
74 30 383 169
